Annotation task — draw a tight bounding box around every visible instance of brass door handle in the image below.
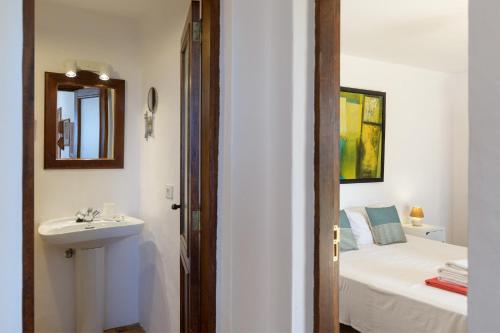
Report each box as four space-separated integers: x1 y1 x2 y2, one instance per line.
333 225 340 262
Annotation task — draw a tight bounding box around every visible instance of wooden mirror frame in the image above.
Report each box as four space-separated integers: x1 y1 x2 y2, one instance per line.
44 71 125 169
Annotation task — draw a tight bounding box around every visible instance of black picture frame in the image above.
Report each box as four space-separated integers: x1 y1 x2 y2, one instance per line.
340 86 386 184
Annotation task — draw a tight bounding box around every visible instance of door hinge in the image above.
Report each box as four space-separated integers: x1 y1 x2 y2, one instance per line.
192 210 201 231
193 21 201 42
333 225 340 262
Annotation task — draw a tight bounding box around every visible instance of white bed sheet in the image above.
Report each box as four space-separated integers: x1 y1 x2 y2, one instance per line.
340 235 467 333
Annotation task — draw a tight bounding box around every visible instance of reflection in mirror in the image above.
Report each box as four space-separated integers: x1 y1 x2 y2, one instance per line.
56 86 115 160
44 71 125 169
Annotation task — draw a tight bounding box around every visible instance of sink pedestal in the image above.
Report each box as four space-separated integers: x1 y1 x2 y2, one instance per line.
38 216 145 332
75 247 105 333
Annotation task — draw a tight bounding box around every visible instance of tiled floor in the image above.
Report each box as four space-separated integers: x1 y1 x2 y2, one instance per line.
104 323 145 333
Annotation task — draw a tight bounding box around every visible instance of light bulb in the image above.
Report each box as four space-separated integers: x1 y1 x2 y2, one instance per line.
99 64 111 81
64 60 77 78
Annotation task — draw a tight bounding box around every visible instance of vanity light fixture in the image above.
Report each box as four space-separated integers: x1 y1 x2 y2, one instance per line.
63 60 112 81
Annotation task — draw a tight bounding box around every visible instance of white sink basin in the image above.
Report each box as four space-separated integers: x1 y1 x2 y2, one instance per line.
39 215 145 333
38 216 144 249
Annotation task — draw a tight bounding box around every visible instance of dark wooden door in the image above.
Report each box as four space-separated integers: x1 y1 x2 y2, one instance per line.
74 87 108 159
175 2 202 332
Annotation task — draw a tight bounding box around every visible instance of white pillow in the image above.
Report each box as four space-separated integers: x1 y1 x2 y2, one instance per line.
345 210 374 245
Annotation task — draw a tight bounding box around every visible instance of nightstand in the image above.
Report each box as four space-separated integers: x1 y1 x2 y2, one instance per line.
402 223 446 242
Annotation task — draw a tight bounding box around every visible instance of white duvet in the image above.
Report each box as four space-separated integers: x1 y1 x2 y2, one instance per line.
340 235 467 333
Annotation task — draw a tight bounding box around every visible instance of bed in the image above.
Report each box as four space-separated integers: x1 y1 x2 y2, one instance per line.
340 235 467 333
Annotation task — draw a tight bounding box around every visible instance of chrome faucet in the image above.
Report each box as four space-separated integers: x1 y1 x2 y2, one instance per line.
75 208 101 223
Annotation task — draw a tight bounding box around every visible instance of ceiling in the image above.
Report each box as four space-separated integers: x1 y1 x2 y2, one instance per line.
341 0 468 73
41 0 467 73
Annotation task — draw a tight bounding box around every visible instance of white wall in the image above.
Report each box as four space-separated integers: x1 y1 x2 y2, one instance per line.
35 3 142 332
0 0 23 331
218 0 314 331
450 72 469 246
291 0 315 331
57 91 76 159
136 1 188 332
469 1 500 331
340 55 468 242
57 91 75 120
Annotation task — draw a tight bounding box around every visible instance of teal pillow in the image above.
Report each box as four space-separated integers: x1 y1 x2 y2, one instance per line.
365 206 407 245
340 210 358 252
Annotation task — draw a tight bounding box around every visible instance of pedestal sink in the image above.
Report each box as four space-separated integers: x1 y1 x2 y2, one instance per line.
38 216 144 333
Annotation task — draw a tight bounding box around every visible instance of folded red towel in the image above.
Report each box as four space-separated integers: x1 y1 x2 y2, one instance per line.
425 277 467 296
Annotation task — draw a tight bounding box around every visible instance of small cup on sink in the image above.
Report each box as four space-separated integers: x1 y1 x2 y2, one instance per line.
102 203 116 221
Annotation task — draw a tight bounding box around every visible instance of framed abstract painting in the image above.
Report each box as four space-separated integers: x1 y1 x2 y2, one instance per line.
340 87 386 183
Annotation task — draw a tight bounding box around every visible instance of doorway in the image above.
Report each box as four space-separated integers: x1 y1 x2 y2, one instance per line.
324 1 469 332
21 0 220 332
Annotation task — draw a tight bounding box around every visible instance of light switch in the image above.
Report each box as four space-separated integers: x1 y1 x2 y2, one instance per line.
165 185 174 200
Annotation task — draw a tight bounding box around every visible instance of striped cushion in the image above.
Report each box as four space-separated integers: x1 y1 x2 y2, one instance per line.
340 210 358 251
365 206 407 245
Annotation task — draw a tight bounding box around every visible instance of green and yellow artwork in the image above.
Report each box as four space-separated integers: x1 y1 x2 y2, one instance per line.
340 88 385 183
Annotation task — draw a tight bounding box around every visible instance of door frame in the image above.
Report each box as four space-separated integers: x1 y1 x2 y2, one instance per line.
21 0 220 331
23 0 35 331
314 0 341 332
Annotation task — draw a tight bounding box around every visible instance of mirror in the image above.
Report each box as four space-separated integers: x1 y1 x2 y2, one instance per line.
57 87 114 159
45 71 125 169
147 87 157 112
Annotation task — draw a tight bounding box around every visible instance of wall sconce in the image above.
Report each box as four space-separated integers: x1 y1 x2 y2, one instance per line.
144 87 158 141
64 60 112 81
